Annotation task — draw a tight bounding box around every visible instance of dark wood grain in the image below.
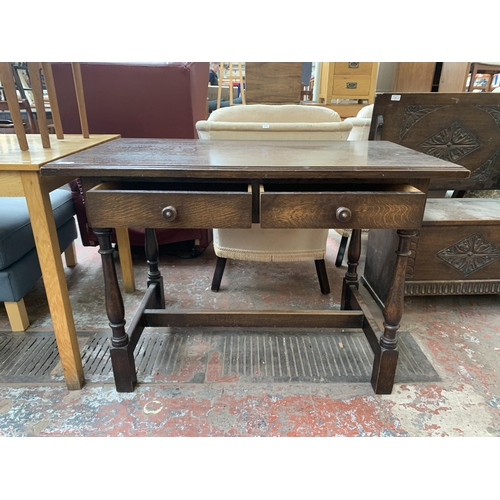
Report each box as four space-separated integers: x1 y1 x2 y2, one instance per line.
261 187 426 229
40 138 471 394
364 92 500 300
368 92 500 191
86 187 253 229
423 198 500 225
94 227 136 392
143 310 365 329
41 139 470 180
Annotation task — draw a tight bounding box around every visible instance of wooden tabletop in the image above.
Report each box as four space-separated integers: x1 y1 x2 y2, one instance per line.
0 134 120 171
41 138 470 180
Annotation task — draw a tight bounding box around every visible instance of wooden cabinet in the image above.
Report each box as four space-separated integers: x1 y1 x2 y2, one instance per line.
245 62 303 104
318 62 378 104
395 62 470 92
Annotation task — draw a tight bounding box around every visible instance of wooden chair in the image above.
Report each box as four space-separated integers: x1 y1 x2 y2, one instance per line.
0 99 37 134
216 62 245 109
0 62 87 330
362 92 500 303
0 62 85 150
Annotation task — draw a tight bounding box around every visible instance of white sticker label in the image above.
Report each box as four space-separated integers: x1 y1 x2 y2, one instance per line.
391 95 401 101
262 123 270 129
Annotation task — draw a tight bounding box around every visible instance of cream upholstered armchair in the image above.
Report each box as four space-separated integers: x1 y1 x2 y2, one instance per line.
334 104 374 266
344 104 374 141
196 104 353 294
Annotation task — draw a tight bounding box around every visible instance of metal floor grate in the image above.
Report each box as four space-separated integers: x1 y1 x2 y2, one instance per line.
0 333 61 382
0 328 439 385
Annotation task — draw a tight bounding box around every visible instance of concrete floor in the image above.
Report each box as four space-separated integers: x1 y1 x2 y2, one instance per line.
1 230 500 439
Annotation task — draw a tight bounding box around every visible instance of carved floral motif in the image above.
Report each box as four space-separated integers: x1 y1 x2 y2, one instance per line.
475 105 500 129
418 121 482 163
399 105 449 139
437 233 500 275
469 149 500 183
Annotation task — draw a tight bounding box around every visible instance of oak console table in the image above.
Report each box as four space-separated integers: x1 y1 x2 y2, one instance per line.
41 139 469 394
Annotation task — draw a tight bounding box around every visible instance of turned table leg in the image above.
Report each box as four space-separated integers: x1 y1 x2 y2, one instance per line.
145 228 165 309
371 229 418 394
94 227 137 392
341 229 362 309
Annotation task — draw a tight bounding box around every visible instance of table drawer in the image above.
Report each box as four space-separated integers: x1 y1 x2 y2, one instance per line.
260 184 426 229
86 182 252 229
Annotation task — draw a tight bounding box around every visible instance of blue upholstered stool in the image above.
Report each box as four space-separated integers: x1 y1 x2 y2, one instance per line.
0 188 78 331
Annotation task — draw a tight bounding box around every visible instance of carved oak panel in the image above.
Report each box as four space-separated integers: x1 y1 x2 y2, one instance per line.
369 93 500 191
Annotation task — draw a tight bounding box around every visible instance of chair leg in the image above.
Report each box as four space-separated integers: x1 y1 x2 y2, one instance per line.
335 235 349 267
211 257 227 292
64 241 77 267
315 259 330 295
5 299 30 332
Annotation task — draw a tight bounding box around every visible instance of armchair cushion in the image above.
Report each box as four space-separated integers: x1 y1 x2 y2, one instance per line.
0 219 76 303
0 189 76 270
0 188 77 303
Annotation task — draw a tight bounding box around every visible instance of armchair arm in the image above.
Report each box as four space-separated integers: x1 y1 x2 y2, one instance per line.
345 117 372 141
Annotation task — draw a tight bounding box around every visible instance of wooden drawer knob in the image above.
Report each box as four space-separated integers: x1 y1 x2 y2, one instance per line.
162 206 178 221
336 207 352 222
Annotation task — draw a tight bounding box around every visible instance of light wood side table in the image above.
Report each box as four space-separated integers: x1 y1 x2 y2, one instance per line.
0 133 120 390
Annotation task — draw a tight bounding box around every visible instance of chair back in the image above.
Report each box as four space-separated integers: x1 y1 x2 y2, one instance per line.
196 104 352 141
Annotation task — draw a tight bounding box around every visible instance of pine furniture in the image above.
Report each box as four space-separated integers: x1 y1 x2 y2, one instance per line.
0 133 119 389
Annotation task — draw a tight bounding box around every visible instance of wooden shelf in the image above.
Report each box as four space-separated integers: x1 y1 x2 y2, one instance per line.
466 63 500 93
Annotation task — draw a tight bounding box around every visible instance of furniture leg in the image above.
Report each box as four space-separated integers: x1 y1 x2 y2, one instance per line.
335 235 349 267
20 171 84 390
314 259 330 295
94 227 137 392
5 299 30 332
64 241 77 267
145 228 165 309
115 227 135 293
341 229 362 309
371 229 418 394
211 257 227 292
